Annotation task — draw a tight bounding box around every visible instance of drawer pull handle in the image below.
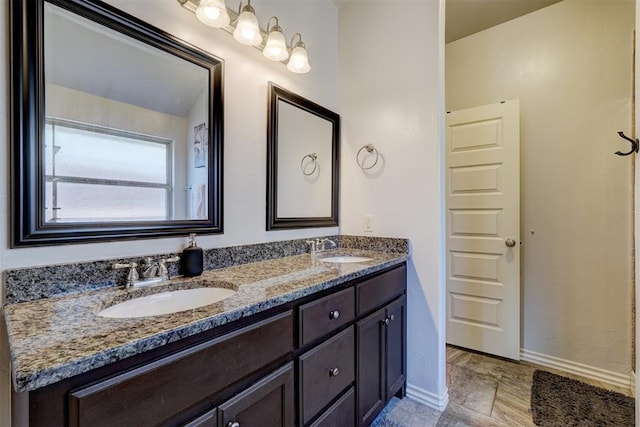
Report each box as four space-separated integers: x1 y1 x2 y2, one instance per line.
329 310 340 320
227 422 240 427
329 367 340 377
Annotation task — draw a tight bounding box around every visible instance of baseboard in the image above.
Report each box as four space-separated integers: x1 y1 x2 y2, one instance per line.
520 348 631 393
406 383 449 411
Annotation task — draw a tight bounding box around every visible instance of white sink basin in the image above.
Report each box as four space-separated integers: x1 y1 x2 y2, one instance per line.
320 256 373 264
97 287 236 318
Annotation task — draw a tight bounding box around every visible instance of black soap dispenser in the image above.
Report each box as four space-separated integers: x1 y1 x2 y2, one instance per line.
181 233 203 277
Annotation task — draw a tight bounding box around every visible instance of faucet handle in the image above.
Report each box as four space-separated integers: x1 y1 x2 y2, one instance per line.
158 256 180 279
305 239 318 255
112 262 139 287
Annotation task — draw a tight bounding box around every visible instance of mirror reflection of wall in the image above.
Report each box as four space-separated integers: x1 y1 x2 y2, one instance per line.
43 2 209 223
276 101 333 218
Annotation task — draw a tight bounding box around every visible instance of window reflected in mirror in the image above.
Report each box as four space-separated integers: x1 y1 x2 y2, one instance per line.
44 118 173 222
44 2 210 223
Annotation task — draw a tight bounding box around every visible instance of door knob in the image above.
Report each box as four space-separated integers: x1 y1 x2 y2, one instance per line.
505 238 517 247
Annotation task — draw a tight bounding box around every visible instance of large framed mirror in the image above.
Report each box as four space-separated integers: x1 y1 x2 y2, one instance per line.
266 83 339 230
11 0 224 246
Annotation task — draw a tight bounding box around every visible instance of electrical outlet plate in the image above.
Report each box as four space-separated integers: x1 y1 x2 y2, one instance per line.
363 214 374 233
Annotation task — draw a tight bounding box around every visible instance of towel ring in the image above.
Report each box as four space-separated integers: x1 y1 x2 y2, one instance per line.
356 144 379 170
301 153 318 176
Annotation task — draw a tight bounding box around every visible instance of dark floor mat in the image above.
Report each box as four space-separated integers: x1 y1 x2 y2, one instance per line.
531 370 634 426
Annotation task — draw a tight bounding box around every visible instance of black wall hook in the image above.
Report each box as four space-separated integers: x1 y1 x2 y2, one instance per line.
615 131 639 156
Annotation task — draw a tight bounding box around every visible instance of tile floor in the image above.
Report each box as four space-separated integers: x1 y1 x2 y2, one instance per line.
374 345 633 426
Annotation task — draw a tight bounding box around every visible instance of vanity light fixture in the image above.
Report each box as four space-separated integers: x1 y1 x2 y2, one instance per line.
287 33 311 74
178 0 311 74
195 0 230 27
233 0 262 46
263 17 289 61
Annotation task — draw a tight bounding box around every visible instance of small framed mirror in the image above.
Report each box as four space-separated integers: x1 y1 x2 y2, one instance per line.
11 0 224 246
266 83 340 230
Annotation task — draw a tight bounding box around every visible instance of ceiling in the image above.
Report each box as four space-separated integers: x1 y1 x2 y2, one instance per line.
446 0 564 43
45 3 208 118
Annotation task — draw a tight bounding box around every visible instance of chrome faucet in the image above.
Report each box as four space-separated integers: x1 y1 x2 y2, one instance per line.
113 256 180 288
141 257 159 279
317 238 337 252
306 238 337 255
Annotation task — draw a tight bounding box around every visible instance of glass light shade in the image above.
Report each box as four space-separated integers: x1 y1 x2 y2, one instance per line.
287 45 311 73
263 29 289 61
233 6 263 46
195 0 230 28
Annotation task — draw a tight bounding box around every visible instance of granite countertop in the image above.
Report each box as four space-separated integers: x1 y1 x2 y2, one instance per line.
4 248 407 393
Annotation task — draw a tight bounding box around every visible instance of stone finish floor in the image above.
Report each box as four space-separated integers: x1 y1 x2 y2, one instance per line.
375 345 633 426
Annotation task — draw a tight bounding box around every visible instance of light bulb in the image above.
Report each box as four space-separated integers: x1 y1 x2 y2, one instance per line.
241 27 256 40
195 0 230 28
233 5 262 46
263 27 289 61
287 44 310 73
204 7 220 19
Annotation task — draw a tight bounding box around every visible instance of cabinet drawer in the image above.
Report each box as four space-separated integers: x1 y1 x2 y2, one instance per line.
299 326 355 425
357 265 406 315
310 387 355 427
69 311 293 427
299 287 355 347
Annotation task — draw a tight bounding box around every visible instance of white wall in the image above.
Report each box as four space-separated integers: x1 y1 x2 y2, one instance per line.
0 0 338 423
446 0 634 375
338 0 447 407
277 102 333 218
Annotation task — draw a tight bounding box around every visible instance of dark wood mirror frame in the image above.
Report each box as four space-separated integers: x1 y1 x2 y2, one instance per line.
10 0 224 247
266 83 340 230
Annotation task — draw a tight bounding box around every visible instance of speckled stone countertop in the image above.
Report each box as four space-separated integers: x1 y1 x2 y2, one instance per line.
4 248 407 393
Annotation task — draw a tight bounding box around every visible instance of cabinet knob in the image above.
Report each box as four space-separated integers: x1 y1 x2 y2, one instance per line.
227 422 240 427
329 310 340 320
383 317 390 326
389 314 395 322
329 367 339 377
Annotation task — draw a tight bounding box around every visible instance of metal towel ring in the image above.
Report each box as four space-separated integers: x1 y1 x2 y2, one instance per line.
356 144 379 170
300 153 318 176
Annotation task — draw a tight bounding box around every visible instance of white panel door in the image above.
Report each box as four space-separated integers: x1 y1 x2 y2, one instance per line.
446 100 520 360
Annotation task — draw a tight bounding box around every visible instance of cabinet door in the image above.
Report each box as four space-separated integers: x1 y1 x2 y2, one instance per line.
385 296 406 399
184 409 217 427
309 387 355 427
218 363 294 427
356 307 386 427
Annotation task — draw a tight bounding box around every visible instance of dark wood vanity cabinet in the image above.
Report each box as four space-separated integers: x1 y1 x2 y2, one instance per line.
300 264 407 427
356 297 406 427
26 263 406 427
